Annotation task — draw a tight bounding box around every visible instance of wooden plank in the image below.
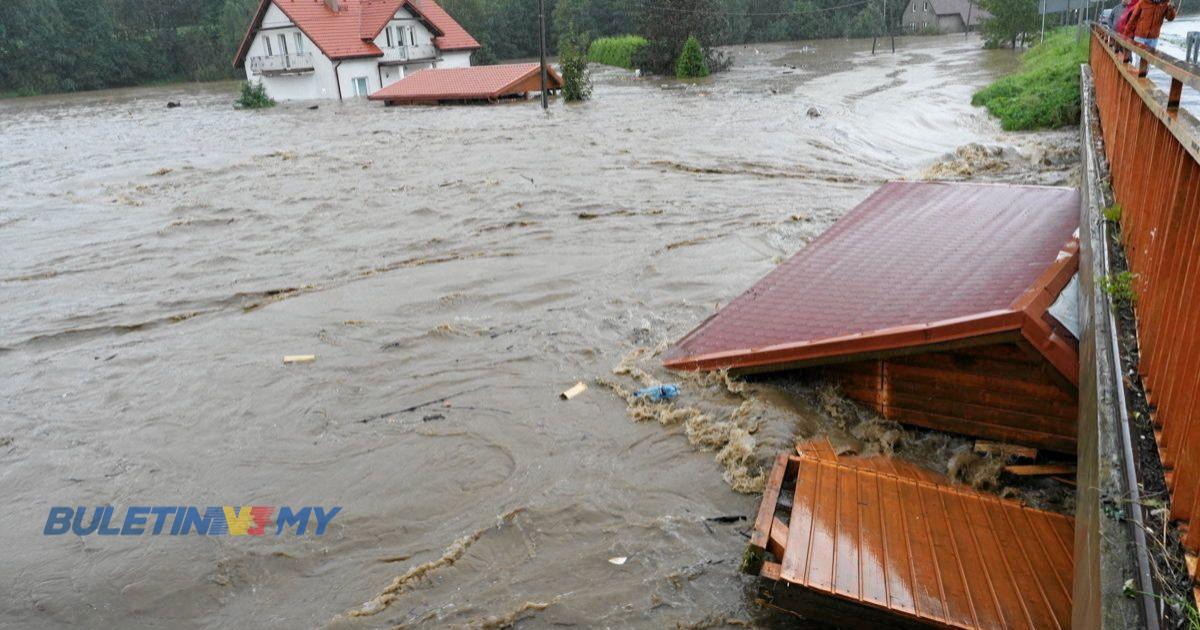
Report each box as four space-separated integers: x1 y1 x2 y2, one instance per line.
876 473 918 616
974 440 1038 460
805 460 842 591
953 489 1035 630
981 498 1064 630
916 481 977 628
833 465 862 599
855 469 891 609
937 489 1004 628
1004 464 1076 477
768 516 788 559
750 454 789 551
887 391 1075 434
883 406 1077 454
886 376 1077 420
780 457 820 584
896 476 948 624
885 362 1075 402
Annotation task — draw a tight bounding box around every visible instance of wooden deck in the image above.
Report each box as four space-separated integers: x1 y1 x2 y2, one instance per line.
749 443 1075 629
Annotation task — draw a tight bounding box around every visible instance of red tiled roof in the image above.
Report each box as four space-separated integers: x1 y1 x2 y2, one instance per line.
663 182 1081 380
234 0 477 67
409 0 480 50
368 63 562 103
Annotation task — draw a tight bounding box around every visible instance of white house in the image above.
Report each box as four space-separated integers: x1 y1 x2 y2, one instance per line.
233 0 480 101
900 0 990 33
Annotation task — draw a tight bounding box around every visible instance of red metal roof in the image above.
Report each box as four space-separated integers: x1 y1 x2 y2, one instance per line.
234 0 478 67
368 63 563 103
663 182 1081 381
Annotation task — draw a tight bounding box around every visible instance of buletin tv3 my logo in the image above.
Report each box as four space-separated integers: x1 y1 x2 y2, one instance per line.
44 506 341 536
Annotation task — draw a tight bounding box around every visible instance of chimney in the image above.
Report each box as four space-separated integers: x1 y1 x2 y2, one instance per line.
324 0 341 12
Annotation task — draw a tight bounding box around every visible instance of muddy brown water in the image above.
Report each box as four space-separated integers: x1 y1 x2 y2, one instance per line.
1 36 1073 628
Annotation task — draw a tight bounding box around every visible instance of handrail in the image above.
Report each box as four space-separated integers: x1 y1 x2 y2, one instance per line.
1092 24 1200 109
1091 24 1200 163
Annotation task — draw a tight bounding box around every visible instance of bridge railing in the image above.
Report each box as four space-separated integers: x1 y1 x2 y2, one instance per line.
1088 24 1200 568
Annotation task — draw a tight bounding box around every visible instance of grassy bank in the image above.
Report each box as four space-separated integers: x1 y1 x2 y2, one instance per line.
587 35 648 69
972 29 1090 131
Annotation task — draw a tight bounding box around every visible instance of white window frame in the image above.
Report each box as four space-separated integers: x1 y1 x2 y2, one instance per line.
408 25 416 46
294 32 305 54
352 76 369 97
262 35 273 56
277 33 289 56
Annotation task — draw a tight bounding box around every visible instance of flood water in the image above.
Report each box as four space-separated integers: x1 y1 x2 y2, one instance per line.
1 36 1071 628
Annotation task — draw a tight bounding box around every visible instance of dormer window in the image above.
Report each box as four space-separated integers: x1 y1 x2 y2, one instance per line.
385 24 416 48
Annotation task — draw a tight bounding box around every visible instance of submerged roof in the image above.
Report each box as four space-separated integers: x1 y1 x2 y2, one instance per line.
754 444 1074 628
233 0 479 67
663 181 1080 381
369 63 563 103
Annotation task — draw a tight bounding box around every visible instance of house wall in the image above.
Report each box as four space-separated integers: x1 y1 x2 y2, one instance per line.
439 51 473 68
901 0 942 31
937 14 968 32
822 342 1078 453
244 2 474 101
243 2 336 100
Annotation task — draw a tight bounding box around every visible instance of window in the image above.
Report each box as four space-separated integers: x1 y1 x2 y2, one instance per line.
294 32 305 54
277 34 289 56
352 76 369 97
912 2 916 11
262 35 273 56
924 1 930 9
386 26 394 47
409 25 416 46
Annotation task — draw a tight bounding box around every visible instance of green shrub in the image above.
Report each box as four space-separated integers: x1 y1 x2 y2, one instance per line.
1103 204 1123 223
587 35 647 69
675 35 709 79
1100 271 1138 305
559 33 592 102
235 81 275 109
971 29 1089 130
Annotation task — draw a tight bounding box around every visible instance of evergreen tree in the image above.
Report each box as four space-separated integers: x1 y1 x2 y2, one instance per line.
675 35 710 78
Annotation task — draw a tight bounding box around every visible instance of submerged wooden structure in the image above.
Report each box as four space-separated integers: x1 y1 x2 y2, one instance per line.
749 440 1075 629
368 63 562 105
664 181 1082 453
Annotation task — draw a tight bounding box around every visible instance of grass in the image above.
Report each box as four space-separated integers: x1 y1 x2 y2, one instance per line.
972 29 1090 131
587 35 648 70
1100 270 1138 305
1103 203 1123 223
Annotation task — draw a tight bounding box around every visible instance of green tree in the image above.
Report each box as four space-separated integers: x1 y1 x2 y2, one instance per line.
633 0 727 75
978 0 1038 48
675 35 710 78
559 31 592 101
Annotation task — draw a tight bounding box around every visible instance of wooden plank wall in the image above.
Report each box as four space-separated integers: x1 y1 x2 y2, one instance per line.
824 342 1078 453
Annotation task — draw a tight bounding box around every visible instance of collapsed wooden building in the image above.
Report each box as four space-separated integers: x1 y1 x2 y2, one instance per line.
664 181 1083 627
664 181 1082 453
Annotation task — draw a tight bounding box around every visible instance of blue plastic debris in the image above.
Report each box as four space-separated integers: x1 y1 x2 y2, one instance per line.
635 384 679 402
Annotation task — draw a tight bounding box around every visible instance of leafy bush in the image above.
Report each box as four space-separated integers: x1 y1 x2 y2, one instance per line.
587 35 647 69
235 81 275 109
675 35 709 79
971 29 1089 130
559 33 592 102
1103 204 1123 223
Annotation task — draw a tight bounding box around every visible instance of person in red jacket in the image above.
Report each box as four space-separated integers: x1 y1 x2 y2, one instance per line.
1114 0 1138 34
1122 0 1177 49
